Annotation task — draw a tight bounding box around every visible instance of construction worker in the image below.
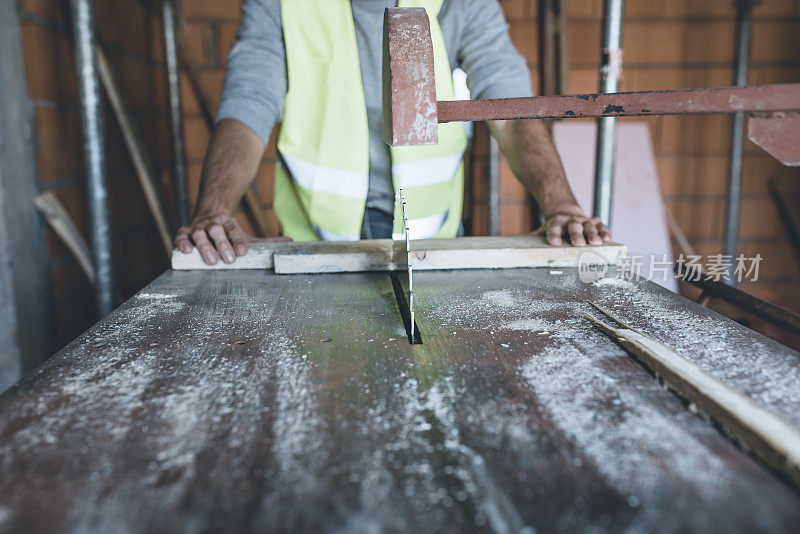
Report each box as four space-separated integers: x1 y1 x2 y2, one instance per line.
174 0 612 265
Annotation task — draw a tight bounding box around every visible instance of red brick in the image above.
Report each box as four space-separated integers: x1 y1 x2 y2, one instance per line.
625 0 666 18
682 22 736 64
498 157 528 201
742 153 800 195
94 0 151 60
752 0 799 17
750 66 800 85
183 22 217 68
623 23 683 64
500 0 528 21
567 0 602 18
567 69 598 94
662 0 736 17
508 21 537 63
568 21 600 65
254 163 276 205
655 115 731 154
217 22 240 68
182 0 241 19
20 0 67 24
664 199 725 239
738 240 800 280
187 162 203 208
499 203 532 235
184 116 212 161
738 197 786 239
751 21 800 63
656 154 729 197
234 211 256 237
21 22 78 102
179 70 225 118
625 68 689 91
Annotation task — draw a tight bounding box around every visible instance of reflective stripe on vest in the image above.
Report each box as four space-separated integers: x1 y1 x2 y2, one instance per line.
277 0 467 241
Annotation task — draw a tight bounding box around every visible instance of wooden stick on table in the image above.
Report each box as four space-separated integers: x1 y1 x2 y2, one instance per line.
95 43 173 258
587 302 800 491
33 192 96 284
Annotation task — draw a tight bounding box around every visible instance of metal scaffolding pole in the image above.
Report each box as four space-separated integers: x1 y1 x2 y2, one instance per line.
488 135 500 236
724 0 754 284
163 0 190 227
70 0 115 317
592 0 625 227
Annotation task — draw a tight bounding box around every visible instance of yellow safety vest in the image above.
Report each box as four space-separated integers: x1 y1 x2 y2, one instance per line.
277 0 467 241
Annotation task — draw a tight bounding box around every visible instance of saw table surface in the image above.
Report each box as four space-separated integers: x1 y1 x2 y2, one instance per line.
1 268 799 533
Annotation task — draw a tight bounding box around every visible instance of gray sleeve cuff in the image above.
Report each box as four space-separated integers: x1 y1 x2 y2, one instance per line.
217 99 280 145
216 0 286 145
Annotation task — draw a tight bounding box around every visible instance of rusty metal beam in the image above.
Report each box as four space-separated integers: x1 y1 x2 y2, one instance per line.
437 84 800 123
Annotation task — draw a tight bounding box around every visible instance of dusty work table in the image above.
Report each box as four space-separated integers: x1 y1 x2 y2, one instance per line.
1 268 799 532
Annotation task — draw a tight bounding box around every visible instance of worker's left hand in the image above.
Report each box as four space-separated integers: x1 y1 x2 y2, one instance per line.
536 212 612 247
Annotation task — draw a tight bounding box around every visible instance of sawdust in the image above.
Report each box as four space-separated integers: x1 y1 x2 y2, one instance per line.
481 290 517 308
3 269 798 531
591 276 636 289
502 318 552 333
521 343 740 530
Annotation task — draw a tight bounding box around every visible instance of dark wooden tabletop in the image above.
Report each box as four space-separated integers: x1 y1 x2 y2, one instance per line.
1 268 799 533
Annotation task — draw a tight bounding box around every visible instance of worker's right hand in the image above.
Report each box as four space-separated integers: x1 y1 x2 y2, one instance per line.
174 214 252 265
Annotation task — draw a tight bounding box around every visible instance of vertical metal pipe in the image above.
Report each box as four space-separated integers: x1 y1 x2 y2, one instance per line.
724 0 753 284
538 0 558 98
488 135 500 236
163 0 190 227
70 0 115 317
592 0 625 227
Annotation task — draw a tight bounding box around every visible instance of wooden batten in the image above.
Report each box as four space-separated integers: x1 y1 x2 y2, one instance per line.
171 236 627 274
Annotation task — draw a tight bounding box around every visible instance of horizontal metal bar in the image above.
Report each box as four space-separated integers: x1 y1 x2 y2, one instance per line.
437 83 800 123
676 264 800 338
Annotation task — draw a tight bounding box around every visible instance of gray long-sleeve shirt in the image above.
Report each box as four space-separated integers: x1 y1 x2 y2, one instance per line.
217 0 533 217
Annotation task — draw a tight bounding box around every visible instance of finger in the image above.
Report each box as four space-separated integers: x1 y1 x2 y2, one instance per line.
596 221 612 242
546 220 564 246
567 221 587 247
582 220 602 246
191 228 219 265
206 223 236 264
174 227 194 254
223 220 250 256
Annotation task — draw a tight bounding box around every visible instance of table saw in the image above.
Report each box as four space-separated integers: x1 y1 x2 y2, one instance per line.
1 236 799 532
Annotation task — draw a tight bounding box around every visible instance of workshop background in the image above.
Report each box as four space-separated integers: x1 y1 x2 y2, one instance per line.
4 0 800 364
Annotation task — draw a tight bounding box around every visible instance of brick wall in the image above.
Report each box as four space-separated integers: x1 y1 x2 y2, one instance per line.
19 0 170 348
16 0 800 350
485 0 800 310
179 0 281 237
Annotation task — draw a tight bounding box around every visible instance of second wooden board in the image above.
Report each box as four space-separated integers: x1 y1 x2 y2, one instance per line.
273 236 626 274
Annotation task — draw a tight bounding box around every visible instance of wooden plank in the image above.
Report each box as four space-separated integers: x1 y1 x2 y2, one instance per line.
171 239 295 270
96 44 173 258
1 269 799 532
273 236 626 274
33 192 95 284
171 236 626 273
587 303 800 490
